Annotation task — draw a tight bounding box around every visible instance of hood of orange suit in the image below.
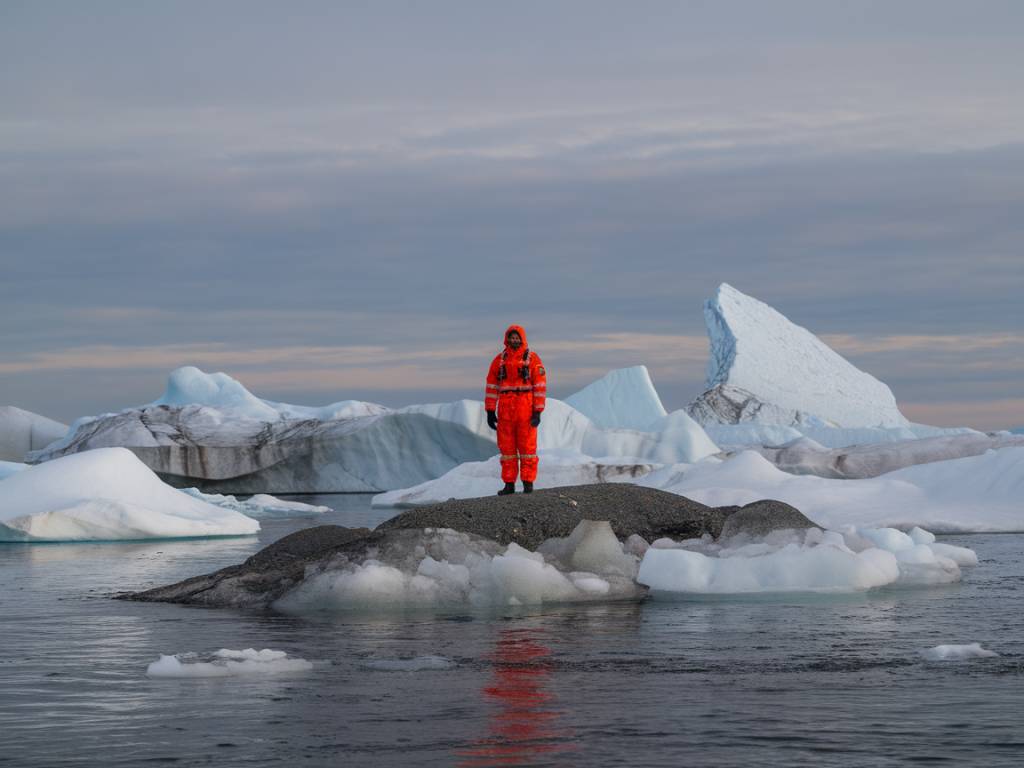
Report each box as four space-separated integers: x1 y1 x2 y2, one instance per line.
504 324 528 351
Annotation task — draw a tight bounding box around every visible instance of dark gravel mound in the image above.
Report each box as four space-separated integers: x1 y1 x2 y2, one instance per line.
378 483 731 549
718 500 816 539
122 484 817 609
124 525 376 607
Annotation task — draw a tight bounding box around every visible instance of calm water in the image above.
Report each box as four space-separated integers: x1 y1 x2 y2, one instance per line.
1 494 1023 767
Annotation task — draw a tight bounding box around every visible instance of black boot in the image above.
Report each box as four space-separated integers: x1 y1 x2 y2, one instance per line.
522 481 533 494
497 482 516 496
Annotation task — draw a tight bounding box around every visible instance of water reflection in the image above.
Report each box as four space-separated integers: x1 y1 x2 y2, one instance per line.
457 628 576 766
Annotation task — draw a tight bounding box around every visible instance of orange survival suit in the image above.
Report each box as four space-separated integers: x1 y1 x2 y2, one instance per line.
485 325 547 487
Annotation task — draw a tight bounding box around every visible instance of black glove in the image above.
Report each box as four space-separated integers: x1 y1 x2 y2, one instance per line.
530 411 541 427
486 410 498 431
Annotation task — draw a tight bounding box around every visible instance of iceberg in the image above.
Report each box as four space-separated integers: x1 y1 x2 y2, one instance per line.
32 366 718 493
0 460 27 481
149 365 389 421
564 365 667 430
0 406 68 461
688 284 910 429
0 447 260 541
638 447 1024 533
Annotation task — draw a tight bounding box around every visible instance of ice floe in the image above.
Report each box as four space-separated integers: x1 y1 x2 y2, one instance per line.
637 524 974 595
146 648 313 677
0 448 259 541
920 644 999 661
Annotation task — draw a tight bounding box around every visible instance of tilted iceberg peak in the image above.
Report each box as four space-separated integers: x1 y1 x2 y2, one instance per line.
688 283 909 428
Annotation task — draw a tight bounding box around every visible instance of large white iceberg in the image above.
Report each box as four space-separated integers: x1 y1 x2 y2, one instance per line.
0 447 260 541
688 284 910 429
0 406 68 461
150 366 388 421
564 365 667 430
32 366 718 493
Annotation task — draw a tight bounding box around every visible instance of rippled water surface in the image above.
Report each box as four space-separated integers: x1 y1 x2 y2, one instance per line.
2 494 1023 766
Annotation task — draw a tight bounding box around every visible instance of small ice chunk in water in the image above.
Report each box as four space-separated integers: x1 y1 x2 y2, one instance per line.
146 648 313 677
920 643 999 661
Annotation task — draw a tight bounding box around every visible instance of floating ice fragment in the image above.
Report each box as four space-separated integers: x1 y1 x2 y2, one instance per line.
146 648 313 677
920 644 999 661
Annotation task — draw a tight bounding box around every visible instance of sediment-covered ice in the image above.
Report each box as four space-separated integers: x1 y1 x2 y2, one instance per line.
372 450 661 507
146 648 313 677
637 524 972 595
0 406 68 461
0 448 260 541
181 488 330 517
920 644 999 661
274 521 644 612
639 448 1024 532
564 365 667 430
688 284 910 428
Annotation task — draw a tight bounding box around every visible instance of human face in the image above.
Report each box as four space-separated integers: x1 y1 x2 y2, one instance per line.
507 331 522 349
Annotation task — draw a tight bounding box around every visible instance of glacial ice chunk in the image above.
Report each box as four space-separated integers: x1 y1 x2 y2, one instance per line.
688 284 909 428
564 365 667 430
0 406 67 461
146 648 313 677
0 448 259 541
920 644 999 661
636 524 974 594
274 523 643 612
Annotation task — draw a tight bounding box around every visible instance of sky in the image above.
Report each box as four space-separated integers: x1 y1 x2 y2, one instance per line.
1 0 1022 428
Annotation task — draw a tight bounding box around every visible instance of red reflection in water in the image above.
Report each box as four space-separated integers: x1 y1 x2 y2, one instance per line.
457 628 577 766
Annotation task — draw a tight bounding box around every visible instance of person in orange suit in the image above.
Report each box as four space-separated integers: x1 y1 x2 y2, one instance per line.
485 325 547 495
